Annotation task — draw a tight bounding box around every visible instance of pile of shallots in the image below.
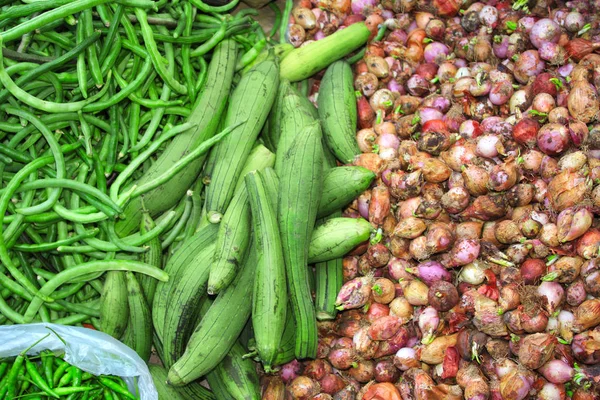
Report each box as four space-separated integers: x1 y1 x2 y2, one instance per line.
266 0 600 399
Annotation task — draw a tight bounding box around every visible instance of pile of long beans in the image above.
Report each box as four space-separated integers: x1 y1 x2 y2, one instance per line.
0 0 269 327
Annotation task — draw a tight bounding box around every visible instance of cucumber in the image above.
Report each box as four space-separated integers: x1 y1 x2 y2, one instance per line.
314 150 344 321
206 342 261 400
148 364 215 400
317 60 360 164
308 217 374 263
203 58 279 224
233 144 275 194
317 166 375 218
272 305 297 367
115 39 237 236
277 121 323 359
99 271 128 339
137 211 162 306
274 86 318 175
122 272 152 362
245 170 287 371
167 246 257 386
207 186 251 295
280 22 370 82
152 223 219 342
162 242 216 368
314 213 344 321
267 81 318 154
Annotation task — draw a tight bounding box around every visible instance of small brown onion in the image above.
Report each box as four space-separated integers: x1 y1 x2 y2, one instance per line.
389 297 413 320
292 7 317 30
287 376 320 399
354 73 379 97
568 80 600 123
393 216 426 239
428 280 459 311
547 171 590 212
558 151 587 172
576 229 600 259
365 56 389 78
518 333 556 369
288 24 306 47
574 299 600 332
400 278 429 305
556 207 593 243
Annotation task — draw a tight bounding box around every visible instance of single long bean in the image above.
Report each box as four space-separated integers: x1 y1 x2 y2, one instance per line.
23 259 168 322
129 121 242 199
190 20 226 57
189 0 240 13
109 122 195 202
134 8 187 95
2 107 66 217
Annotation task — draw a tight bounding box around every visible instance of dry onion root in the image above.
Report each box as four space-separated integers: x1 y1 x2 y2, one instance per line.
272 0 600 398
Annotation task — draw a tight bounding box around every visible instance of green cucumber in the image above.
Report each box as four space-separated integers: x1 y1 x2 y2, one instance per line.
317 60 360 163
162 242 216 368
167 246 257 385
152 223 218 342
280 22 370 82
99 271 128 339
317 166 375 218
277 121 323 359
203 58 279 224
308 217 374 263
274 85 318 175
122 272 152 362
206 342 261 400
207 186 251 295
115 39 237 236
246 170 287 371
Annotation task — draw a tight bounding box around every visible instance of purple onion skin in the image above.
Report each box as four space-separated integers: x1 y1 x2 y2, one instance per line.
408 261 452 286
537 281 564 314
530 19 561 49
566 280 587 306
538 360 574 384
536 123 570 156
424 42 450 65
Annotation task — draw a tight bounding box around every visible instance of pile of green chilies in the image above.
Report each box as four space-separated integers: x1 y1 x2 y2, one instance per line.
0 350 139 399
0 0 273 327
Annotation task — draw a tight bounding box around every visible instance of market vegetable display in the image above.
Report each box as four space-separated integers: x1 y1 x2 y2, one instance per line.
4 0 600 398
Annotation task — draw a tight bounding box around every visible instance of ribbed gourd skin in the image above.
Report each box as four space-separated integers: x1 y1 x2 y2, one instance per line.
277 122 324 359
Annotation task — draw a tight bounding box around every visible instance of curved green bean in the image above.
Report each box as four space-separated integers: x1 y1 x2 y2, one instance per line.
12 229 99 252
129 121 242 199
134 8 187 95
1 0 113 43
0 50 112 113
23 259 169 322
110 122 195 202
189 0 240 13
